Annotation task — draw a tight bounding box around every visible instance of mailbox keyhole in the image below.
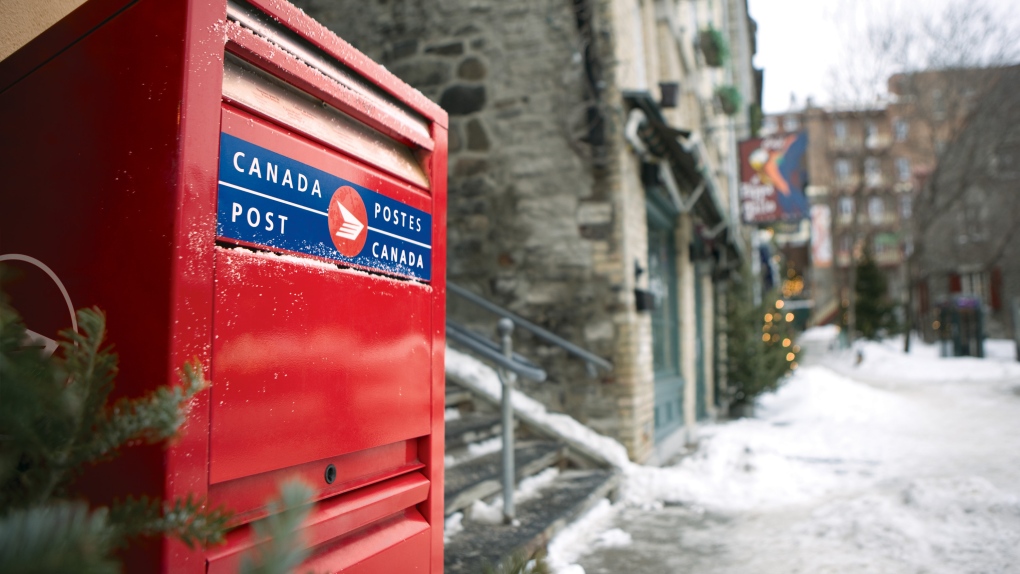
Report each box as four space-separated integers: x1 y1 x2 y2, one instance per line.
324 464 337 484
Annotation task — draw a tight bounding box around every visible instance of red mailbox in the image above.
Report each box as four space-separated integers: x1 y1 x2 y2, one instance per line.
0 0 447 571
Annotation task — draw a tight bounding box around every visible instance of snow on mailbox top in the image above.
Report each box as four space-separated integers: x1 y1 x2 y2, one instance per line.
216 132 432 281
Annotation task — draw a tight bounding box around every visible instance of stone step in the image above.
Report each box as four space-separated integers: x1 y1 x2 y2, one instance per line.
445 412 504 449
444 440 564 516
444 469 620 574
445 387 474 408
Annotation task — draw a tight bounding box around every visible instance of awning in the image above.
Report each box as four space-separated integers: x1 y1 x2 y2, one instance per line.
622 90 745 264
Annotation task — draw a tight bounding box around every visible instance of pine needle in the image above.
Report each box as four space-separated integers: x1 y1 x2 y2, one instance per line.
0 501 119 574
240 480 315 574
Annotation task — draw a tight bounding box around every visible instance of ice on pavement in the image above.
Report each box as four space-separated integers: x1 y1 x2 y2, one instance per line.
545 329 1020 573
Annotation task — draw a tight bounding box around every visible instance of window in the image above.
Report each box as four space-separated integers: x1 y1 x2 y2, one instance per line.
838 196 854 220
835 159 851 183
955 187 988 243
833 120 847 142
900 195 912 219
763 116 778 134
783 115 800 132
865 157 882 186
894 118 908 142
993 143 1020 177
873 237 891 256
839 234 853 258
959 271 990 304
932 89 945 119
868 196 885 224
865 121 881 148
896 157 911 182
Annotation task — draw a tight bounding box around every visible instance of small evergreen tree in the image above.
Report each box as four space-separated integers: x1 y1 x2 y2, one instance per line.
854 250 895 339
0 286 230 571
725 268 798 413
240 481 314 574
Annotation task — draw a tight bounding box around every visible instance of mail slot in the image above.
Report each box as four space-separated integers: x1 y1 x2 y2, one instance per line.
0 0 448 572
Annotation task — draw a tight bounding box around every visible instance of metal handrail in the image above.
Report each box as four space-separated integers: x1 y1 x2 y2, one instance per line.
446 320 547 382
447 282 613 376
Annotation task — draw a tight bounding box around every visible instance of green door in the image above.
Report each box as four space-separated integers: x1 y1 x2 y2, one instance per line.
647 193 683 441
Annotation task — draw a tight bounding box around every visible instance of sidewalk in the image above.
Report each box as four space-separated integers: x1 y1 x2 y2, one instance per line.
549 330 1020 574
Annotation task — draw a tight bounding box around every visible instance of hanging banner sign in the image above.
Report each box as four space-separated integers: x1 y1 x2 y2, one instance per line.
738 131 810 224
216 133 432 280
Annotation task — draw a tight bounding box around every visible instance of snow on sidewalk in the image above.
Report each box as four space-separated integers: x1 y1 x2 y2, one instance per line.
828 334 1020 384
551 330 1020 573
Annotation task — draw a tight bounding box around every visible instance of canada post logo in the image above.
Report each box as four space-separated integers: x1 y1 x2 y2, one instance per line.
328 186 367 256
216 133 432 280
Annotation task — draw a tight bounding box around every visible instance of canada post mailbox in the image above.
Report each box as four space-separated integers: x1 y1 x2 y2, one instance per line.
0 0 447 571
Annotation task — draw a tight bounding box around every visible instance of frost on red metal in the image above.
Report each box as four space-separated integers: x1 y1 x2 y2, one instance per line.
0 0 448 571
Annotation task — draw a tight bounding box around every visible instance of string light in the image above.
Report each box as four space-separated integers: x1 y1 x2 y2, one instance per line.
785 312 794 322
775 300 785 309
782 338 791 347
762 333 770 342
786 352 795 361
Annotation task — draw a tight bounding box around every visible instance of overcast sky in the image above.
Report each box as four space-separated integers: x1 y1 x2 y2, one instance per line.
747 0 1020 113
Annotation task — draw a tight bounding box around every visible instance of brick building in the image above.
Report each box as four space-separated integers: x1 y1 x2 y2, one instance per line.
763 105 912 327
295 0 761 461
768 66 1019 342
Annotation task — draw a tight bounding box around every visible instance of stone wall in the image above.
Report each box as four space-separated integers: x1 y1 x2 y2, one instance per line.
294 0 656 458
0 0 86 61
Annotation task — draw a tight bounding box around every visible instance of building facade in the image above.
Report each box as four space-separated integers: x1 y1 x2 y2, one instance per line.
764 106 912 328
911 67 1020 341
294 0 760 461
769 66 1019 343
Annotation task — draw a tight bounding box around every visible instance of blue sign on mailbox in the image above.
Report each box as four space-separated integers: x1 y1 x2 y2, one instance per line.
216 133 432 280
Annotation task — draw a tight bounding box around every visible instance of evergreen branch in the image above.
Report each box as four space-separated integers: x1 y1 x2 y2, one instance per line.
75 361 206 465
1 291 229 568
109 495 231 549
240 480 315 574
60 308 118 442
483 549 551 574
0 500 119 574
0 299 77 508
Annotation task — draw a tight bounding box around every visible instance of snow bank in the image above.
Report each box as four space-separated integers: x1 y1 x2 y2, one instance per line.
798 324 841 342
546 499 619 573
834 337 1020 384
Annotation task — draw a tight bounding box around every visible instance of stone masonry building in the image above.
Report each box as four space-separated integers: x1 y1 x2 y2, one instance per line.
295 0 760 461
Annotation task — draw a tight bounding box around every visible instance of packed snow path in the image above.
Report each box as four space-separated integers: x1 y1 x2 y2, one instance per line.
559 332 1020 574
